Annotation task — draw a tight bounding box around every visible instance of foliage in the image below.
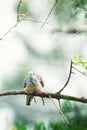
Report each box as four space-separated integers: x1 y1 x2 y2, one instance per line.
10 101 87 130
54 0 87 24
15 121 26 130
33 103 87 130
61 100 72 113
34 122 46 130
12 116 87 130
14 0 87 26
13 121 27 130
48 122 64 130
73 55 87 70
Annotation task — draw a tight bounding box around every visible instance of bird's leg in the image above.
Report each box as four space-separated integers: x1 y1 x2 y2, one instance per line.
34 97 37 103
42 97 45 106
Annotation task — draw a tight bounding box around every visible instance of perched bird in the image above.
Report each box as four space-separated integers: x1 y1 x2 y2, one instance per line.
24 71 44 105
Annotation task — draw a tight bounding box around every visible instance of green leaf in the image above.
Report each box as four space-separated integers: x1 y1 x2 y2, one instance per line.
34 122 46 130
73 54 79 62
15 121 26 130
49 122 63 130
62 101 72 113
79 55 83 62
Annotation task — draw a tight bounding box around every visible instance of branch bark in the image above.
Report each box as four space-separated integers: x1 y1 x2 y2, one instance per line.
0 90 87 104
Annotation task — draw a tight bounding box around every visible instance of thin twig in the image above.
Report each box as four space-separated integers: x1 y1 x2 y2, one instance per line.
58 99 65 121
0 13 29 40
0 23 18 40
40 0 58 28
72 62 87 64
77 1 87 12
58 99 61 109
0 0 29 40
49 95 70 126
72 66 87 77
0 90 87 104
73 1 87 37
25 19 50 24
17 0 22 22
56 60 73 94
0 0 57 39
0 13 50 40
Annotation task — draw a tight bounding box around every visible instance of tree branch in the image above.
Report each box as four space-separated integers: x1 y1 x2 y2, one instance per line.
0 90 87 104
56 60 73 94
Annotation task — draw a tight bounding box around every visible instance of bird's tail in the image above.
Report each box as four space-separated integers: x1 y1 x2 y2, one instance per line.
26 95 34 105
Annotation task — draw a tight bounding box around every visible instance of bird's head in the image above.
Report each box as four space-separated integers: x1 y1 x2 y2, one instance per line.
28 71 36 80
27 71 38 86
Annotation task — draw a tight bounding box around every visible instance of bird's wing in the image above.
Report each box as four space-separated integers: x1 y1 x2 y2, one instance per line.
23 77 29 88
36 75 44 87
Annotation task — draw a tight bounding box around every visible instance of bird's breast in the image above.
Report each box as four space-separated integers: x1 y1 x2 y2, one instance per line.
24 85 43 94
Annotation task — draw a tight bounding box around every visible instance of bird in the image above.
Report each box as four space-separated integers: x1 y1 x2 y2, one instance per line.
23 71 44 105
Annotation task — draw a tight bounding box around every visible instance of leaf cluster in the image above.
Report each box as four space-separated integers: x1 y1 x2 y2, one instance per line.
73 55 87 70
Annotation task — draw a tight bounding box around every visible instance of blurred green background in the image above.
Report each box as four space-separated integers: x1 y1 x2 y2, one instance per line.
0 0 87 129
